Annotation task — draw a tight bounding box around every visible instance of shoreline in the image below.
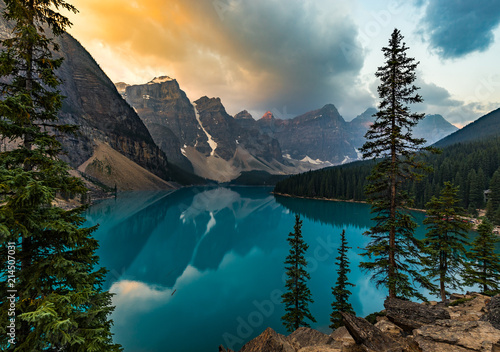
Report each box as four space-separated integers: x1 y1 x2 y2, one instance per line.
272 191 490 232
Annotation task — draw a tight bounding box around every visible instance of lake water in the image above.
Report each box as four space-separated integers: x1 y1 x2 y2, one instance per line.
84 186 432 352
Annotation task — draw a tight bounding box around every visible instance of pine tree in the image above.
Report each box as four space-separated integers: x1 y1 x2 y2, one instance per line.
330 230 355 330
487 170 500 224
359 28 434 300
0 0 121 350
465 218 500 293
281 215 316 332
423 182 472 301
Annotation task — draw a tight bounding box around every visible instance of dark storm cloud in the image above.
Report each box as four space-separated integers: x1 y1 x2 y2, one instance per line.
420 0 500 58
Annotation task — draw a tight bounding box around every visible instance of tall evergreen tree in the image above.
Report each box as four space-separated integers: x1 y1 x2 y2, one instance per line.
465 218 500 293
0 0 121 350
359 28 434 299
487 170 500 224
330 230 355 330
423 182 471 301
281 215 316 332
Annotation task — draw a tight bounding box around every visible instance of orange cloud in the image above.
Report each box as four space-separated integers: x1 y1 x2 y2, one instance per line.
66 0 370 118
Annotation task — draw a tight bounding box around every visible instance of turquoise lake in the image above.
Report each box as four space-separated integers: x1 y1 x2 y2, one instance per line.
84 186 437 352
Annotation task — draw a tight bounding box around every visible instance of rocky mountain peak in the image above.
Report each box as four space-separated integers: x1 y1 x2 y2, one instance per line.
234 110 254 120
114 82 130 95
194 96 224 111
260 111 274 121
294 103 345 125
414 113 459 145
148 76 175 85
353 107 377 123
320 103 341 115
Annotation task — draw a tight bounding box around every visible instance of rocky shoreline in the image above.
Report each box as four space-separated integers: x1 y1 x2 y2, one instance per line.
220 293 500 352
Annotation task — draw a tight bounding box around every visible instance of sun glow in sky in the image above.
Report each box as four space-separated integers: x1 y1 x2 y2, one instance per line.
66 0 500 126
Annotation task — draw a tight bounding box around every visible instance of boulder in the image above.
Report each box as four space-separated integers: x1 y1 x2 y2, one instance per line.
481 295 500 330
341 312 404 352
448 295 489 322
330 326 356 350
450 293 466 301
412 320 500 352
239 327 295 352
219 345 234 352
374 319 403 338
384 297 450 332
287 327 334 348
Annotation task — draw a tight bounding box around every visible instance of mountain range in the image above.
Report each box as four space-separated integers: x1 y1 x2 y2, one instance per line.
118 77 459 182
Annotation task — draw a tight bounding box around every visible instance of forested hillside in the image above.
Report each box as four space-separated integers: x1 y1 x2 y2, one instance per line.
274 136 500 213
435 108 500 148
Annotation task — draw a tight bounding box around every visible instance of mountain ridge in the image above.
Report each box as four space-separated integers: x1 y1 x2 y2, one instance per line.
434 107 500 148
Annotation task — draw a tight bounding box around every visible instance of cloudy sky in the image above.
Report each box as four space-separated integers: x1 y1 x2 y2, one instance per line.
67 0 500 126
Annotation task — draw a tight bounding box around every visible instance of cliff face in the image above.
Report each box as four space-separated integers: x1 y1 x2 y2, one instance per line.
234 110 283 163
125 77 205 171
54 35 172 182
194 96 238 161
123 79 291 182
258 104 358 164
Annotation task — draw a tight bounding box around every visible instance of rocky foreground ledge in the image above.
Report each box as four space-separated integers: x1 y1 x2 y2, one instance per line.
219 293 500 352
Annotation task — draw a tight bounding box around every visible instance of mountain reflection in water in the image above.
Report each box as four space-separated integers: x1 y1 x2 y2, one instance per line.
85 186 428 352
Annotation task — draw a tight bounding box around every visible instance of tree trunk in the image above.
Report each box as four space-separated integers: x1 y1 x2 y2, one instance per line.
440 251 446 302
389 100 397 298
483 260 488 293
295 241 299 331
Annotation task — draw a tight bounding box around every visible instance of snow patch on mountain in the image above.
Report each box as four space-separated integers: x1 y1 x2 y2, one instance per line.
355 148 363 160
192 103 218 156
300 156 332 166
180 144 188 157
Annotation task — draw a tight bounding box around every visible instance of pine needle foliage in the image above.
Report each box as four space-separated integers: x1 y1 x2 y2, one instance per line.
423 182 472 302
465 218 500 293
359 28 435 300
330 229 355 330
281 215 316 332
0 0 121 350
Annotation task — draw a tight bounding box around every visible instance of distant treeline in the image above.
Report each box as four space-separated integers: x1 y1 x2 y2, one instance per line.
274 136 500 212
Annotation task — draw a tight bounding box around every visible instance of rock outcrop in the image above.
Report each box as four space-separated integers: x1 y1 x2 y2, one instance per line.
222 293 500 352
413 320 500 352
341 312 403 352
287 327 334 349
123 76 201 172
482 295 500 329
239 327 295 352
384 297 451 332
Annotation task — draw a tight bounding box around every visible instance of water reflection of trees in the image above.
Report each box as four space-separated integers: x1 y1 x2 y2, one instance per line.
274 195 374 229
